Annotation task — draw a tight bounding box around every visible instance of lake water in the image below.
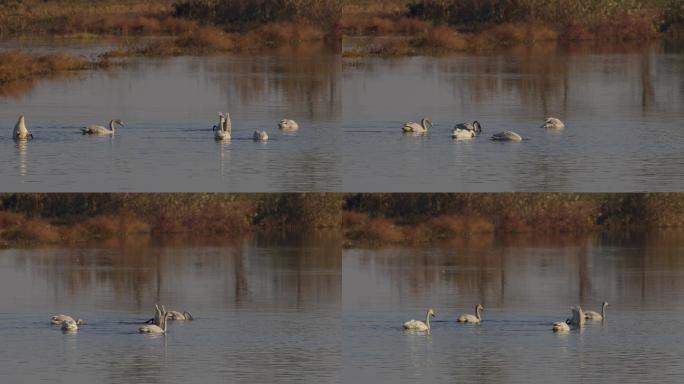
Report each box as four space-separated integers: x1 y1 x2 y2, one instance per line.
1 40 683 191
2 232 684 382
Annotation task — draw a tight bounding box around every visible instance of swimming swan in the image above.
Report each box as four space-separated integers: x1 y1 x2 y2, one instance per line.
81 119 125 135
50 314 83 326
403 308 435 332
253 130 269 141
402 118 433 134
452 121 482 139
168 310 193 321
144 304 165 325
541 117 565 130
13 115 33 140
457 304 484 324
139 308 171 334
491 131 523 142
61 319 79 332
553 306 584 332
278 119 299 131
584 302 608 321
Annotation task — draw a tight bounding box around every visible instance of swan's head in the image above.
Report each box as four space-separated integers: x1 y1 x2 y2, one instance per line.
423 117 433 129
427 308 436 318
602 301 609 307
115 119 125 127
476 304 484 311
18 114 25 122
61 320 78 332
76 319 84 325
473 121 482 133
184 311 194 320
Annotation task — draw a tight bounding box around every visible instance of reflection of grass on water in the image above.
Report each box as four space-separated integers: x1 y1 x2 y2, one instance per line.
2 193 684 246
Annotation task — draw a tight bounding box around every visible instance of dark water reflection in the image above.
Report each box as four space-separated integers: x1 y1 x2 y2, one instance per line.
2 231 684 381
1 41 683 191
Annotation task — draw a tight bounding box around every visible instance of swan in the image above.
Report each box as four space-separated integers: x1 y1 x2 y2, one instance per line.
144 304 164 325
402 117 433 134
452 121 482 140
278 119 299 131
212 113 225 131
61 319 79 332
491 131 523 142
253 130 269 141
584 302 608 321
457 304 484 324
13 115 33 140
168 310 193 321
552 321 570 332
552 306 584 332
50 314 83 326
403 308 435 332
81 119 125 135
139 308 171 334
541 117 565 130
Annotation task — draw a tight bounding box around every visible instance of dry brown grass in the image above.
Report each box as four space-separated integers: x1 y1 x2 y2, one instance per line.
0 211 61 243
0 51 96 85
344 211 405 243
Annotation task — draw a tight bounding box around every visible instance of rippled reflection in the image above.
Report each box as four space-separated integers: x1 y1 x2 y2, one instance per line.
1 41 683 191
342 231 684 383
0 233 341 383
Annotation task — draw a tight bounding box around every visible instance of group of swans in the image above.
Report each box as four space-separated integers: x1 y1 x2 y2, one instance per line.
402 117 565 142
212 113 300 142
553 302 608 333
48 303 193 335
9 114 300 143
403 304 485 333
404 302 607 334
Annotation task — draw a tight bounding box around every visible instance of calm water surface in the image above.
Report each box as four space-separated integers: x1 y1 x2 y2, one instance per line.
2 232 684 382
1 41 683 191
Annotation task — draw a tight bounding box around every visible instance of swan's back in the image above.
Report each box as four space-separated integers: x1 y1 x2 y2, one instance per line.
81 125 111 135
552 321 570 332
403 319 428 331
492 131 523 142
139 324 164 333
457 314 480 323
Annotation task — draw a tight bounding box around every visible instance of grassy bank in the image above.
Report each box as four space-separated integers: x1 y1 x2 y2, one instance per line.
2 193 684 247
1 1 683 52
0 51 108 86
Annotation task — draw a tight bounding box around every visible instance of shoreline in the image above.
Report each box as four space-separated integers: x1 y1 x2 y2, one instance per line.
2 193 684 248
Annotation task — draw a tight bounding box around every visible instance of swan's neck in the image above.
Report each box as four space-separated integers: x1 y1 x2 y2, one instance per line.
425 312 431 330
602 304 607 319
109 120 116 132
15 117 27 134
476 306 481 320
422 119 429 130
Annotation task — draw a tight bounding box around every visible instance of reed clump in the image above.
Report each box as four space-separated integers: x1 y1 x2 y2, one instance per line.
0 51 98 85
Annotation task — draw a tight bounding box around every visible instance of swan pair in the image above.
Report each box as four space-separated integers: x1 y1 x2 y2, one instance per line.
552 302 607 332
553 306 585 332
491 117 564 141
403 304 485 333
140 304 170 334
452 121 482 140
81 119 125 135
255 118 300 140
214 112 232 141
50 314 83 332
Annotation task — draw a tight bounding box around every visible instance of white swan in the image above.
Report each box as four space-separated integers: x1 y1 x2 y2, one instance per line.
552 306 584 332
13 115 33 140
452 121 482 139
402 117 433 134
61 319 79 332
168 310 193 321
81 119 125 135
541 117 565 130
584 302 608 321
403 308 435 332
491 131 523 142
253 130 269 141
139 307 171 334
457 304 484 324
50 314 83 326
278 119 299 131
552 321 570 332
